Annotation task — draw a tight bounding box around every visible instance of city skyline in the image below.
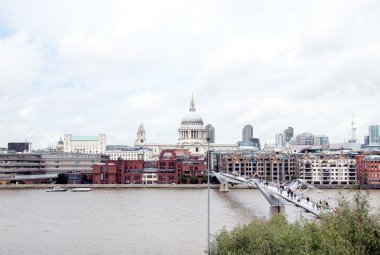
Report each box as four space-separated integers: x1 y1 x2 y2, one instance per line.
1 1 380 148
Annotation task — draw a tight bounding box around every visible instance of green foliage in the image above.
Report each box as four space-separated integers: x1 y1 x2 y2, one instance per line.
179 175 188 184
210 191 380 255
56 173 68 184
190 176 198 184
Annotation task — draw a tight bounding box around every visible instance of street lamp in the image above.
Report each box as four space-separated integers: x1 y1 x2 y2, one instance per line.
206 137 211 255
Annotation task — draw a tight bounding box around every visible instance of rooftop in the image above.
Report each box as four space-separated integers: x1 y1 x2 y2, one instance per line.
71 136 99 141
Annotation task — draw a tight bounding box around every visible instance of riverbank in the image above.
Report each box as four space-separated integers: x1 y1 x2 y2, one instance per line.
0 183 254 189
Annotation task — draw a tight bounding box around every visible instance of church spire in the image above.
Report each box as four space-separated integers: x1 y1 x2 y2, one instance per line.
135 122 146 147
138 122 145 133
189 94 196 112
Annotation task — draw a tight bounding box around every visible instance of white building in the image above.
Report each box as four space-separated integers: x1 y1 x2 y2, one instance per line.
105 145 153 160
63 134 106 154
298 153 356 185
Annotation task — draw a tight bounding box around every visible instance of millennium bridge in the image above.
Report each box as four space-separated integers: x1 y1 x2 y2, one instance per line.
213 171 336 217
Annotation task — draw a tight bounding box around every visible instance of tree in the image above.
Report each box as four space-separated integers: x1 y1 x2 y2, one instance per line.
56 173 68 184
179 175 188 184
190 176 198 184
210 191 380 255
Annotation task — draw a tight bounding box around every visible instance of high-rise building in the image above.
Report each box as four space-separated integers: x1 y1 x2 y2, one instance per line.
242 124 253 143
369 125 380 145
364 136 370 145
205 124 215 143
284 127 294 142
295 132 315 145
314 135 329 146
275 133 285 147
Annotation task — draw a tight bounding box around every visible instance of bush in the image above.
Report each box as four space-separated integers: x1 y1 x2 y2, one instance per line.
179 175 188 184
190 176 199 184
56 173 68 184
210 191 380 255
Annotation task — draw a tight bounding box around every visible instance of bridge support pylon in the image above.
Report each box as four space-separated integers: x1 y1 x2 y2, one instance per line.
219 182 229 192
269 205 285 218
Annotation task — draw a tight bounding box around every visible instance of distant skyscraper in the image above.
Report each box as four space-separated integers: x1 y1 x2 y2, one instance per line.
275 133 285 147
314 135 329 146
242 124 253 143
295 132 315 145
205 124 215 143
284 127 294 142
364 136 370 145
369 125 380 145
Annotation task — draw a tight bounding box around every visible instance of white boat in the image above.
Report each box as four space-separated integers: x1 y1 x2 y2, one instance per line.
47 187 67 192
71 188 92 192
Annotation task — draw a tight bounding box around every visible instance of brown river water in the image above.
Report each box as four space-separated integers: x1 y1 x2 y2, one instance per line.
0 188 379 254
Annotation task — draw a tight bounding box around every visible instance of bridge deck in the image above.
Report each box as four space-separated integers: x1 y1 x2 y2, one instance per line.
262 183 329 216
213 172 333 217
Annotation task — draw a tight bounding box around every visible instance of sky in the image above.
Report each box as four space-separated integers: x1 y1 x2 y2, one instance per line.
0 0 379 149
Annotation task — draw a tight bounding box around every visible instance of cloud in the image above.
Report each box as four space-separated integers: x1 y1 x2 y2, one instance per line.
0 0 379 148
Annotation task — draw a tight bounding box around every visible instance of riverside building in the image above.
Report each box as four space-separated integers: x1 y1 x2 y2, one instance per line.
356 154 380 186
105 145 153 160
92 150 206 184
41 152 109 184
297 153 356 185
0 153 50 184
216 152 297 182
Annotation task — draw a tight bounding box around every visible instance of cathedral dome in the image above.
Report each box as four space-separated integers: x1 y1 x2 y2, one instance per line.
182 112 204 125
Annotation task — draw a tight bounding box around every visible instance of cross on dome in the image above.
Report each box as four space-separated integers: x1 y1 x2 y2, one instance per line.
189 94 196 112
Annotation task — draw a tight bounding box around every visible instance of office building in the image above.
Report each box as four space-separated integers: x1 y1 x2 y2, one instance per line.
295 132 315 145
284 127 294 142
7 142 32 153
369 125 380 145
275 133 285 147
314 135 329 146
242 125 253 143
205 124 215 143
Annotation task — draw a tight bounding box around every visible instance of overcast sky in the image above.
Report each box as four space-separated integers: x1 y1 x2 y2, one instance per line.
0 0 379 149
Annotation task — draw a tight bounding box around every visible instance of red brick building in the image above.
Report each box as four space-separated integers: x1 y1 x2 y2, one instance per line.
92 150 206 184
157 150 180 184
356 155 380 186
93 161 118 184
121 160 144 184
180 160 206 184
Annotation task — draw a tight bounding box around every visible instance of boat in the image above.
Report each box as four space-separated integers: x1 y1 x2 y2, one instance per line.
47 186 67 192
71 188 92 192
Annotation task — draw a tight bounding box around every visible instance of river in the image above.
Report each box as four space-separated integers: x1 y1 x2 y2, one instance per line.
0 188 379 254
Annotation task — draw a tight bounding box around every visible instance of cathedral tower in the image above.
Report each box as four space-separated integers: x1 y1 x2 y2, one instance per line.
135 122 146 147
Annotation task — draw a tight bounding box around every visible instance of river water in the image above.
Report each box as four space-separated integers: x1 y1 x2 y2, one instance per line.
0 188 379 255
